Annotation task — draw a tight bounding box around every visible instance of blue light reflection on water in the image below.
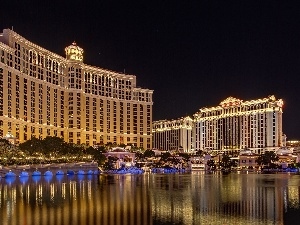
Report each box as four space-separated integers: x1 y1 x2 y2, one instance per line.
4 176 16 185
44 174 53 183
32 175 41 183
0 172 300 225
19 176 29 184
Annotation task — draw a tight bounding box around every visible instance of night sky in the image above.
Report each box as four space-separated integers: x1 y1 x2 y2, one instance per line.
1 1 300 139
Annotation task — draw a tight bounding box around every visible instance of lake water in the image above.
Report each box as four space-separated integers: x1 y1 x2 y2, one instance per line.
1 172 300 225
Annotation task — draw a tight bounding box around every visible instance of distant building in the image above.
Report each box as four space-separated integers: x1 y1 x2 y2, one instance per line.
103 147 136 168
152 116 193 152
193 95 284 154
275 147 297 167
286 140 300 147
286 140 300 153
0 28 153 149
238 148 259 169
152 149 168 156
189 154 211 170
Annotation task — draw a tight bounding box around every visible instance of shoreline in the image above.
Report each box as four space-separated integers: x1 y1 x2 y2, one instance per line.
1 163 299 178
0 162 99 177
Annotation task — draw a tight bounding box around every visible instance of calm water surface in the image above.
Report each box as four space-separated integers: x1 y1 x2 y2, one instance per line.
1 172 300 225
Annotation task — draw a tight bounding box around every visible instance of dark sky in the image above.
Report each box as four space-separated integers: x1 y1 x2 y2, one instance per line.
1 1 300 139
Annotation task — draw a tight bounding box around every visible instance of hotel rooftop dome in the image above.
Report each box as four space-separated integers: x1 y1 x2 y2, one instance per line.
65 41 84 62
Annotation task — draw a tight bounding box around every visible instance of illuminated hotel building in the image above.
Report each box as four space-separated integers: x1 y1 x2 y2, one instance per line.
193 95 284 154
152 116 193 152
0 29 153 148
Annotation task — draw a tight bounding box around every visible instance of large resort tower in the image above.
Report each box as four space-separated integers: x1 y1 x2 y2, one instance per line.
152 96 284 154
0 29 153 149
152 116 193 152
193 96 284 154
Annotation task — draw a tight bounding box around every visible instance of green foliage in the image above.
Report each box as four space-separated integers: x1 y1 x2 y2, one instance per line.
231 159 238 168
207 159 216 170
95 145 107 153
42 136 65 156
85 146 106 165
0 139 26 165
134 151 144 161
143 149 155 158
103 156 118 170
178 153 191 162
195 150 203 156
9 136 89 165
3 136 154 166
288 163 296 169
256 151 279 168
168 156 180 165
220 154 234 169
19 137 43 155
160 152 171 161
0 139 12 154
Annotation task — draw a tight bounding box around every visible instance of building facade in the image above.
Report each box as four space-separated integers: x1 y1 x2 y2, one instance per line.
193 96 284 154
0 29 153 149
152 116 193 152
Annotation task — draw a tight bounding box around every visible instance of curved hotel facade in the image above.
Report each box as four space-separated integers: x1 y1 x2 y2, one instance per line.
193 95 284 154
153 95 284 154
0 29 153 149
152 116 193 152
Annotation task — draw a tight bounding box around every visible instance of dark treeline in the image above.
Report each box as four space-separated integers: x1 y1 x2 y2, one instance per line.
0 136 109 166
2 136 294 171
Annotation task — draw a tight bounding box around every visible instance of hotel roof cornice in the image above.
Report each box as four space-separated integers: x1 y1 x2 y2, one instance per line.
0 42 14 53
152 116 193 132
194 95 283 114
153 116 193 124
1 29 153 93
4 29 65 62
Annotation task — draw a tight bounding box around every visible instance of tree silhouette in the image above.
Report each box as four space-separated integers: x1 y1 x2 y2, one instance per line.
42 136 65 157
256 151 279 169
19 137 43 155
196 150 203 156
207 159 216 170
220 154 234 170
143 149 155 158
85 146 106 165
0 139 17 165
103 156 118 170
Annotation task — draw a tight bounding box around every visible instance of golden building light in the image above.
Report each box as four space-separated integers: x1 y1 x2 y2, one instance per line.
152 116 193 152
193 95 284 154
0 28 153 149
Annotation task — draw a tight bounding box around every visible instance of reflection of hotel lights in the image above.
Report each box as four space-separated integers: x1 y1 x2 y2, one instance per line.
62 183 66 199
50 183 54 201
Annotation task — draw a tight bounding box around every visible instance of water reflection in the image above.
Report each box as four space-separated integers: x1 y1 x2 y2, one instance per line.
0 172 300 224
155 173 300 224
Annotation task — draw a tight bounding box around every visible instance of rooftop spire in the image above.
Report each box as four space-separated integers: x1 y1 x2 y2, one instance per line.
65 41 84 62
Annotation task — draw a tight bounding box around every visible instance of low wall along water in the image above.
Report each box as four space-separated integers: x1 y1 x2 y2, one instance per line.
0 162 99 177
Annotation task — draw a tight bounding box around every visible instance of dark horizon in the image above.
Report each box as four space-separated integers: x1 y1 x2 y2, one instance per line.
1 1 300 139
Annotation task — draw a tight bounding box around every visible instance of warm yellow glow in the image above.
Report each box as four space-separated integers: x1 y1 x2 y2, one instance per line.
65 42 84 62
